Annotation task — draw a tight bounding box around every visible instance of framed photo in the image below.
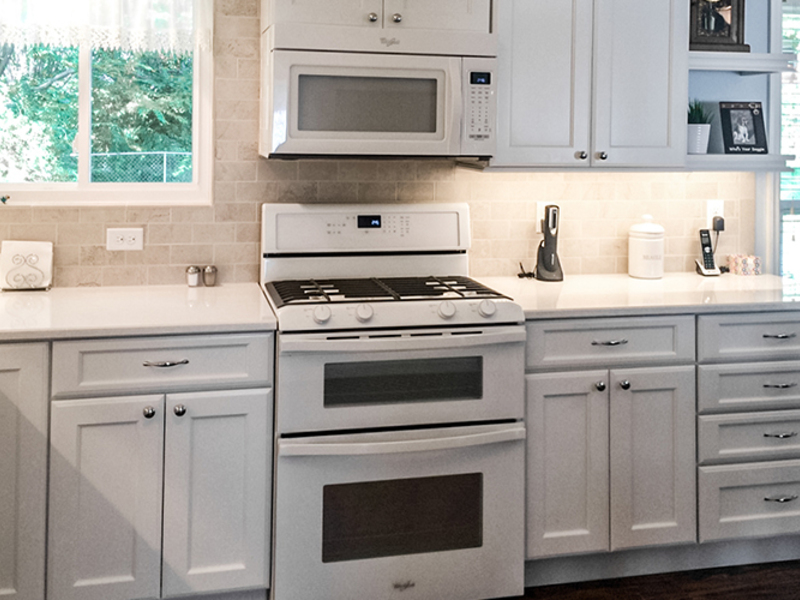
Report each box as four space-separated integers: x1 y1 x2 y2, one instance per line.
719 102 768 154
690 0 750 52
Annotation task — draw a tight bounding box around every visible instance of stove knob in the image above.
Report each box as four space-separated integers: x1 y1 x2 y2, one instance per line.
437 300 457 320
477 299 497 318
312 305 332 324
355 303 374 323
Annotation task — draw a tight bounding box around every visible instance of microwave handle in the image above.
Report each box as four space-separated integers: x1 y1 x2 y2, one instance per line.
279 327 526 354
280 425 526 457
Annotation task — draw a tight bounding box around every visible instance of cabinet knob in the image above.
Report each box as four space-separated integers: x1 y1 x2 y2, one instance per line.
576 151 588 160
392 13 402 23
143 406 156 419
173 404 187 417
597 151 608 161
595 381 606 392
619 380 631 390
368 12 378 22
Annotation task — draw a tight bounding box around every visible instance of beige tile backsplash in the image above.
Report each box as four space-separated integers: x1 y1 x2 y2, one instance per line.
0 0 756 287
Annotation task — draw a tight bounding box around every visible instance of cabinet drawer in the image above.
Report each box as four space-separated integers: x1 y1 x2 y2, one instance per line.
698 312 800 363
525 315 694 371
698 361 800 413
698 410 800 464
52 333 273 398
699 460 800 543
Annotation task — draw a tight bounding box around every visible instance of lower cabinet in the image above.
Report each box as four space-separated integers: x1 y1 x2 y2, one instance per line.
48 388 272 600
0 343 49 600
526 366 696 559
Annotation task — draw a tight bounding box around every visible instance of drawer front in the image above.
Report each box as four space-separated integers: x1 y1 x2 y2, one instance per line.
699 460 800 543
698 361 800 413
698 409 800 464
52 333 273 398
525 315 694 371
698 312 800 363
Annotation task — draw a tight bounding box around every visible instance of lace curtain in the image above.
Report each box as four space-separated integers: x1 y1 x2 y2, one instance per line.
0 0 212 53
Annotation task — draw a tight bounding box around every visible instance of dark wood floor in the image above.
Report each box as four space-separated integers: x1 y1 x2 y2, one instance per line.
518 560 800 599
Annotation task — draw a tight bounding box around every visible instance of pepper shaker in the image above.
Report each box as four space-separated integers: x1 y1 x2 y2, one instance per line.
186 265 201 287
203 265 217 287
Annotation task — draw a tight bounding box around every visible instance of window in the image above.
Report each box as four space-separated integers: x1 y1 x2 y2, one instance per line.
0 0 212 205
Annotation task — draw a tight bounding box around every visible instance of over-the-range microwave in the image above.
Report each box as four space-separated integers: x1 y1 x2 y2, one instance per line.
258 6 497 161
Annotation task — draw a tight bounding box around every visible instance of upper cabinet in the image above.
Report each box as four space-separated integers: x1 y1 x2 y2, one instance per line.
492 0 689 169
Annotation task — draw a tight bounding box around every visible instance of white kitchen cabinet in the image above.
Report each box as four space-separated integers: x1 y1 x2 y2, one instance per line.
493 0 688 168
48 389 272 600
0 343 48 600
526 365 696 558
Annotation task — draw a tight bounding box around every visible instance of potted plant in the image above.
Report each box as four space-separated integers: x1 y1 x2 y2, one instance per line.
688 100 713 154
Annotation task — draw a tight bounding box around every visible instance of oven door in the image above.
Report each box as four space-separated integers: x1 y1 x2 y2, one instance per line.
266 49 462 156
272 422 525 600
275 325 525 434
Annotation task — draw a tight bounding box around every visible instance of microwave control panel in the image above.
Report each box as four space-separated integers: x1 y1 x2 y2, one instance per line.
462 57 497 156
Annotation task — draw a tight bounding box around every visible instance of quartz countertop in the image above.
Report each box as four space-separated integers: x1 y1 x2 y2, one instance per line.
480 273 800 320
0 283 277 341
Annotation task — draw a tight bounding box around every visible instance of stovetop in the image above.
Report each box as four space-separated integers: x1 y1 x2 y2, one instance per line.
266 275 508 308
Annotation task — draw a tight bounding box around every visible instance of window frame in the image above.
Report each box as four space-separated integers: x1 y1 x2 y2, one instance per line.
0 40 213 207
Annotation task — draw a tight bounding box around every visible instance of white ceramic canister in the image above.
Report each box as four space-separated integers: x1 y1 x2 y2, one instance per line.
628 215 664 279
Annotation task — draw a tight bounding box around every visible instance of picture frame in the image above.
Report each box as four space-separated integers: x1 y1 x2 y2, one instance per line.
690 0 750 52
719 102 767 154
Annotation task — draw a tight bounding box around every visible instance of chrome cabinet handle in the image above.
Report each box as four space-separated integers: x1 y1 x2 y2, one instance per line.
173 404 187 417
592 339 628 347
143 359 190 368
764 431 799 439
619 380 631 390
595 381 607 392
763 382 798 389
764 494 798 503
597 151 608 160
576 151 588 160
763 333 797 340
143 406 156 419
392 13 402 23
368 12 378 22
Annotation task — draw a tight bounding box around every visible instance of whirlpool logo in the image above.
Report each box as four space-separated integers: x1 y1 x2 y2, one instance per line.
392 580 416 592
380 37 401 47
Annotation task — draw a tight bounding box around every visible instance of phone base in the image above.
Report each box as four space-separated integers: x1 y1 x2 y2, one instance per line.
696 258 721 277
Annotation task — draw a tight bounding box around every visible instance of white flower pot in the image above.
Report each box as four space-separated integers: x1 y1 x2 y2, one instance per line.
687 123 711 154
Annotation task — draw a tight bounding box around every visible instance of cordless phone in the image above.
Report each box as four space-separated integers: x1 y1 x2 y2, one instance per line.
695 229 721 276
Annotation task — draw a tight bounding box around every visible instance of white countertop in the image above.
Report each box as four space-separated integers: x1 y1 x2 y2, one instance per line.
480 273 800 320
0 283 277 341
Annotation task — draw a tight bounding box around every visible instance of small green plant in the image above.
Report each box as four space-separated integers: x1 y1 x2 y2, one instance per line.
688 100 713 124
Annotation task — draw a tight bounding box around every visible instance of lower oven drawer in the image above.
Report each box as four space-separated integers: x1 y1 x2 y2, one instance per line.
699 459 800 543
272 422 525 600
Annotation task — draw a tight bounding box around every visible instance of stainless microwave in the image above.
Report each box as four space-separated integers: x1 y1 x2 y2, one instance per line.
259 38 497 159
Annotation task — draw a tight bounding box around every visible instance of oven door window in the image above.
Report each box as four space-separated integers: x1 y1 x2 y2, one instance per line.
324 357 483 407
322 473 483 563
297 74 438 135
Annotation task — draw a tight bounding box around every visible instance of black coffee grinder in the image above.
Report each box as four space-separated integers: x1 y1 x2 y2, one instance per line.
535 204 564 282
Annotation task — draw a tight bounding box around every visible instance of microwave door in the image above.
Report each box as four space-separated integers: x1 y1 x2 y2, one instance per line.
267 50 461 156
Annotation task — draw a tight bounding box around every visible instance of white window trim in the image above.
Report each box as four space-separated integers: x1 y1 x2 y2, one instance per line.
1 40 213 207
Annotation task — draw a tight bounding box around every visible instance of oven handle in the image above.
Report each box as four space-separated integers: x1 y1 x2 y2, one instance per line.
279 327 526 354
279 425 526 457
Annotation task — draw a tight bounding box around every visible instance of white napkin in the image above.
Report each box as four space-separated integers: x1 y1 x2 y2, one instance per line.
0 241 54 290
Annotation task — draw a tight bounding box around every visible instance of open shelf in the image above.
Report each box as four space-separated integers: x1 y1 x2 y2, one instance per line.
685 153 795 171
689 51 796 75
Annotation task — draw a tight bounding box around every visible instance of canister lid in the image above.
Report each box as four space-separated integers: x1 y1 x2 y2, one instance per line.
629 215 664 238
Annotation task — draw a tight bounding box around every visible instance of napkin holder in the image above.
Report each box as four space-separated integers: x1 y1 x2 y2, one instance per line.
1 241 53 290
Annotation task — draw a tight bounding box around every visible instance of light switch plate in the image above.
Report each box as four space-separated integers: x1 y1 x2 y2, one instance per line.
107 228 144 251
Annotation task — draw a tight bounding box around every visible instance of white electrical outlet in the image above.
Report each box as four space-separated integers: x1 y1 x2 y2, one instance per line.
106 227 144 251
535 202 548 233
707 200 724 229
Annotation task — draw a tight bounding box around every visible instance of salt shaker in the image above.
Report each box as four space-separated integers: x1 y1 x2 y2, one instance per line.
203 265 217 287
186 265 201 287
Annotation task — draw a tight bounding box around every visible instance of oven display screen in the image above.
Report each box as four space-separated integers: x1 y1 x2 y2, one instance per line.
358 215 382 229
471 72 491 85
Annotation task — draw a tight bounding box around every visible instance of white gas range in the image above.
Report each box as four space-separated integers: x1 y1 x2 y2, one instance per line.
260 203 526 600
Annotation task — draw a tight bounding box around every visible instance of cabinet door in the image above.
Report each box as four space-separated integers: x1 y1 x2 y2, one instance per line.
494 0 594 166
162 389 272 596
268 0 383 27
609 366 696 550
48 396 164 600
526 371 609 558
383 0 492 32
592 0 688 167
0 343 48 600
